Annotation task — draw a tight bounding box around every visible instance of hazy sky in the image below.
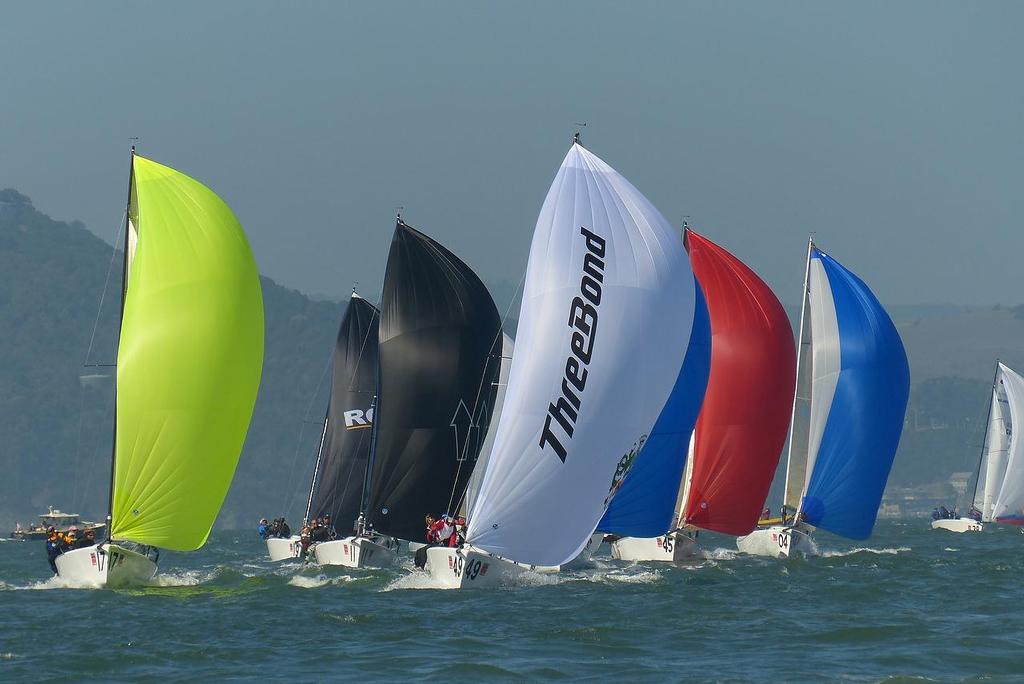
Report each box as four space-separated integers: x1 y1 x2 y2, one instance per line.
3 2 1021 307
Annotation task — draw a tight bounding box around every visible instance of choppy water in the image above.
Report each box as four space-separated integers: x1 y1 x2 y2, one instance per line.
1 521 1021 682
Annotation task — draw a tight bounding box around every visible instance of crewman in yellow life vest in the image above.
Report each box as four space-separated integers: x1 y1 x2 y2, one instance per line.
45 527 62 574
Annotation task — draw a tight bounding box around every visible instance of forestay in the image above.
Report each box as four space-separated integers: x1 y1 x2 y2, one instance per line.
797 248 909 540
992 364 1024 525
112 155 264 551
596 277 710 537
467 142 697 566
463 333 514 517
365 220 501 542
682 230 796 536
306 294 379 532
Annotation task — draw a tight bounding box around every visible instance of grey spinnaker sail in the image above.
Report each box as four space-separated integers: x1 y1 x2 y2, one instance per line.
306 293 379 532
365 219 501 542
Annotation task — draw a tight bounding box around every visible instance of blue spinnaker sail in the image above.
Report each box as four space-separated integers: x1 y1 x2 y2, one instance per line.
799 249 909 540
597 278 711 536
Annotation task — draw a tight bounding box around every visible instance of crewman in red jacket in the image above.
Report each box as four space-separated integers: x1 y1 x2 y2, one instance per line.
426 515 457 547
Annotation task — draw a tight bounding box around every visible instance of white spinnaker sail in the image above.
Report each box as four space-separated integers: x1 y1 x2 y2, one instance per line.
463 333 514 516
977 384 1009 521
466 143 695 566
673 431 697 528
992 364 1024 524
799 258 842 499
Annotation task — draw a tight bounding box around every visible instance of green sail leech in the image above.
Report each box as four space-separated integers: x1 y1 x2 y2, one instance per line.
111 155 264 551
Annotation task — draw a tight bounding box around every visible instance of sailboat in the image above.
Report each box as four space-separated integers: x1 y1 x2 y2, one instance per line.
736 239 909 557
56 150 264 586
934 362 1020 533
597 272 710 560
267 292 379 561
608 228 795 561
424 138 701 588
314 218 502 568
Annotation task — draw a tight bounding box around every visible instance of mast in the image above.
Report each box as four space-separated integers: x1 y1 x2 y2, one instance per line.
303 409 331 525
969 360 1001 513
104 145 135 541
781 236 814 521
355 389 380 536
354 256 391 537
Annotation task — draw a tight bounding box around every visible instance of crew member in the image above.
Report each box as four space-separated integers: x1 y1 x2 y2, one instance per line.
321 515 336 540
77 529 97 549
45 527 62 574
427 515 457 547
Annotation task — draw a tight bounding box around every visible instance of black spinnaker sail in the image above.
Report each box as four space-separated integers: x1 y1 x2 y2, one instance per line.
306 293 379 533
365 219 502 542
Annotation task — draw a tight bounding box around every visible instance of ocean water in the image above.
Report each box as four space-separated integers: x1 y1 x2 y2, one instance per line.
1 520 1021 682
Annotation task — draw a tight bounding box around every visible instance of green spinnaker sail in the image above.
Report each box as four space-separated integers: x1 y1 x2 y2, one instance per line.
111 155 264 551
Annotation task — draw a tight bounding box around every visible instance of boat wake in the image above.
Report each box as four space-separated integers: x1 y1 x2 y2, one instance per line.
380 571 449 592
820 546 910 558
594 568 663 584
151 570 213 587
704 547 740 561
287 573 358 589
20 574 105 590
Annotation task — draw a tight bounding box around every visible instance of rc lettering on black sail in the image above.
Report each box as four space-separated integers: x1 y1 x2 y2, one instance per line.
539 226 606 462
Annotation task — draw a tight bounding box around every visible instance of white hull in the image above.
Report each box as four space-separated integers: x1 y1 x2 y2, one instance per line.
931 518 984 533
736 525 814 558
266 536 303 561
425 545 551 589
611 531 701 562
560 533 604 570
54 543 158 587
313 535 399 569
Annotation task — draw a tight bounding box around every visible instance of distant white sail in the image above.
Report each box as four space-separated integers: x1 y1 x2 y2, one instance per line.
992 364 1024 525
465 142 696 566
976 383 1010 522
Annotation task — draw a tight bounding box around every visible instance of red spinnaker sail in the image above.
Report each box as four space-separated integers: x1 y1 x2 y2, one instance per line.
682 230 796 536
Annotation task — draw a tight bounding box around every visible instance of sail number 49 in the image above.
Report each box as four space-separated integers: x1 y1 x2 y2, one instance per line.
451 556 484 581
